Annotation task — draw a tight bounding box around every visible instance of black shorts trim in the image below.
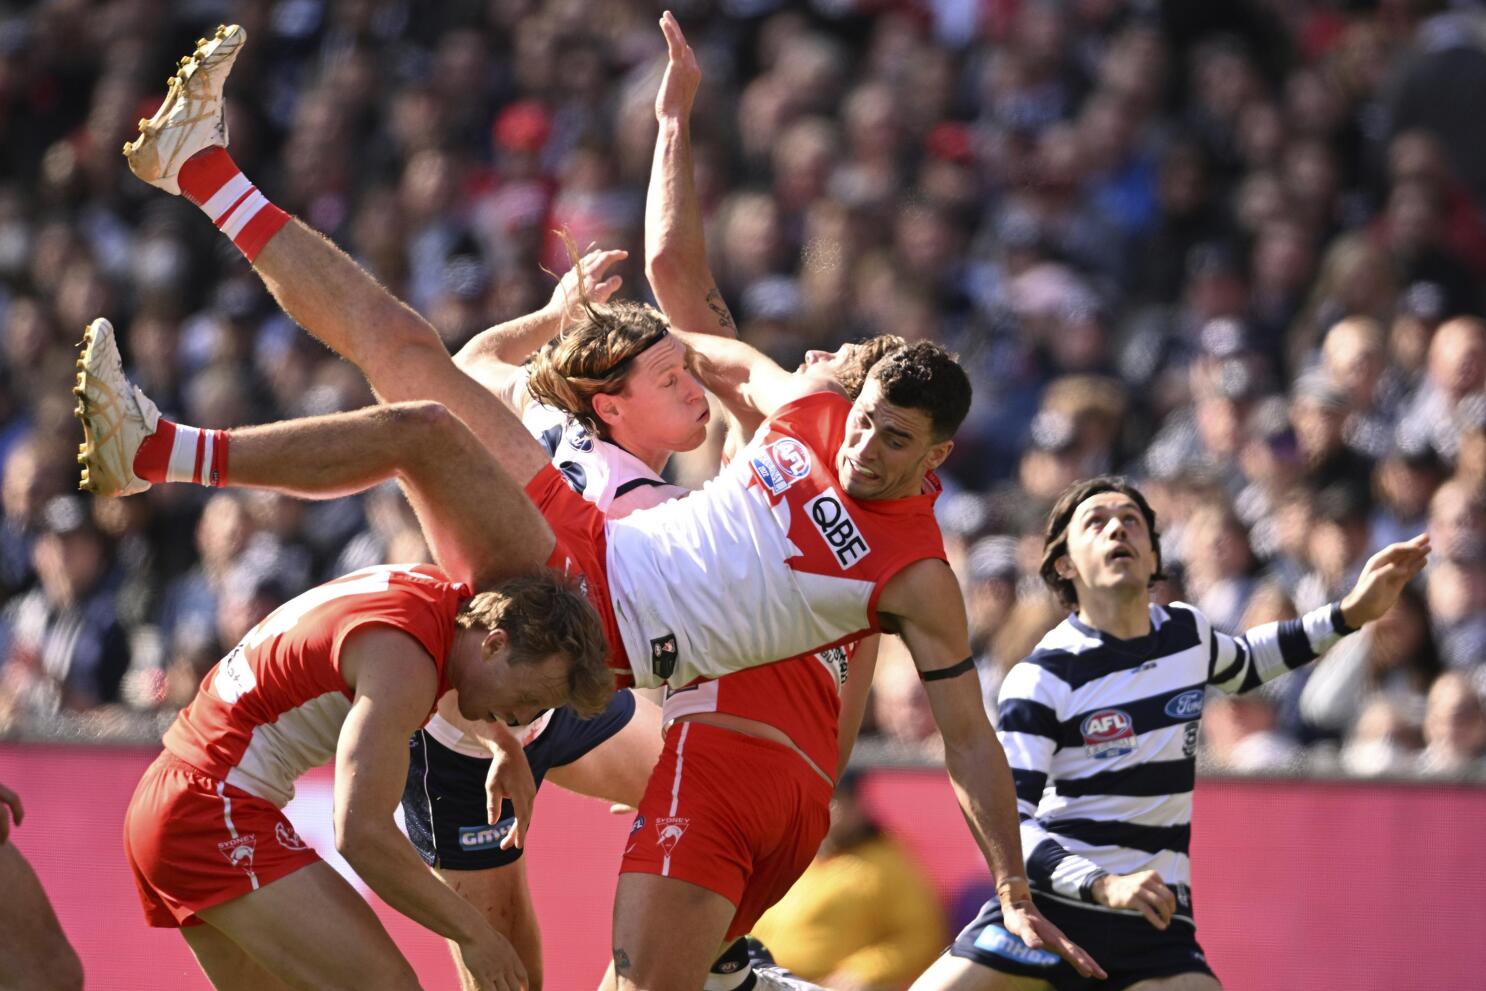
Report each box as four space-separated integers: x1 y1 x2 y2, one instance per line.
950 889 1215 991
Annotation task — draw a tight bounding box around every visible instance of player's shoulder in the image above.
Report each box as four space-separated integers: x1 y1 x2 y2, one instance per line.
765 389 851 442
1156 601 1209 642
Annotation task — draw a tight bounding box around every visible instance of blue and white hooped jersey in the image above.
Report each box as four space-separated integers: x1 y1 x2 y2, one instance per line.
997 600 1351 922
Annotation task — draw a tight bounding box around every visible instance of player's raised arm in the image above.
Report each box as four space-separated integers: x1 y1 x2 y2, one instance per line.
645 12 737 342
454 248 629 411
1209 533 1431 695
334 627 529 990
882 558 1106 980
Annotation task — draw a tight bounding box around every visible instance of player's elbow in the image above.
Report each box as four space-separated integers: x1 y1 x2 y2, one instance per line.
333 818 383 868
383 400 459 453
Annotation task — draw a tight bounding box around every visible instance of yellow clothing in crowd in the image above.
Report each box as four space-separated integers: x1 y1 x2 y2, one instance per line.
751 834 947 989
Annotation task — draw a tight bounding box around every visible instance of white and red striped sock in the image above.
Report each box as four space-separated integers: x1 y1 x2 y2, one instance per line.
133 418 231 487
176 147 289 263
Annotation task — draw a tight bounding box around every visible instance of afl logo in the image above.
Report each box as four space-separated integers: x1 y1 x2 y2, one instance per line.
1164 689 1204 720
565 421 593 453
769 438 811 480
1081 708 1136 760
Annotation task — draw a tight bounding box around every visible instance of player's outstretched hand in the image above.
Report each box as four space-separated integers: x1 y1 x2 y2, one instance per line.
484 733 537 851
655 10 701 123
1092 869 1177 930
0 780 23 844
457 929 529 991
1001 898 1107 980
1340 532 1431 629
549 247 627 319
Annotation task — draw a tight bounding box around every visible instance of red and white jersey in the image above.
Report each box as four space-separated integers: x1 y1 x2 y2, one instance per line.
424 392 670 758
162 564 468 807
663 641 860 777
607 392 946 688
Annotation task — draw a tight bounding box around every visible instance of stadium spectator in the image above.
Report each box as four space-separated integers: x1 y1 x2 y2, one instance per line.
0 495 130 723
1418 671 1486 777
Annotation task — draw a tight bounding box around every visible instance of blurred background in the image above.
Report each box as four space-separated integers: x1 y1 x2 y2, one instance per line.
1 0 1484 988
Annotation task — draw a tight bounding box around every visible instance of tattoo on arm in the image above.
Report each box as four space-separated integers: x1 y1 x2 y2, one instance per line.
613 948 633 974
704 288 736 332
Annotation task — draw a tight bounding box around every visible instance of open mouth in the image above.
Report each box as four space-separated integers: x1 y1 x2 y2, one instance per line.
847 457 878 479
1106 546 1135 563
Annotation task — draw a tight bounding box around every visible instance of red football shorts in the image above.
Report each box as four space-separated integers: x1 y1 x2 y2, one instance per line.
524 464 631 683
620 721 833 941
123 751 320 928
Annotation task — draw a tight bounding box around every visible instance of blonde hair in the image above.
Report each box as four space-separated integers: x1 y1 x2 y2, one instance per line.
526 233 673 439
455 570 614 718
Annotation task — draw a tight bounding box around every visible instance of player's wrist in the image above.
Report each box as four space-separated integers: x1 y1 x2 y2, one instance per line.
996 873 1032 908
1086 872 1112 905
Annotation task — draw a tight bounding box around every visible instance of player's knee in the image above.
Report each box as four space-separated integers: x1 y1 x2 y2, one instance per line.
384 400 458 449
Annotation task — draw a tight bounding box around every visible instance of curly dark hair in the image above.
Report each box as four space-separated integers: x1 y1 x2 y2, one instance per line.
1039 476 1164 610
837 334 907 400
864 340 971 441
455 570 614 718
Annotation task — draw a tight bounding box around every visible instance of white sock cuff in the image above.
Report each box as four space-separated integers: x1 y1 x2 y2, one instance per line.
201 173 253 224
165 424 202 484
219 189 268 240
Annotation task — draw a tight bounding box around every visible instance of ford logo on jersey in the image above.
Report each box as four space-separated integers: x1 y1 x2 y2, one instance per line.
1081 708 1136 759
1165 689 1205 720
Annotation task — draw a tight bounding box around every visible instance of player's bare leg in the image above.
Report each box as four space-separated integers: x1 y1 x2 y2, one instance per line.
434 859 544 991
909 956 1051 991
0 843 85 991
75 318 554 585
605 873 738 991
191 861 420 991
180 926 295 991
250 222 550 484
122 25 550 488
1125 975 1221 990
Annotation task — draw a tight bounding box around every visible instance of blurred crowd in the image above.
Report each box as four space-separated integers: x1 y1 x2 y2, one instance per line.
1 0 1484 780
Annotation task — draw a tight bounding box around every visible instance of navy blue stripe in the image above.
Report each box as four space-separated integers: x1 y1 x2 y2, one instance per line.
537 423 564 457
1057 684 1208 748
1043 817 1190 855
1012 769 1048 807
1207 629 1219 682
614 477 666 499
1024 614 1201 690
1210 640 1247 687
1054 758 1195 798
1276 617 1316 671
1000 698 1060 740
1025 837 1073 890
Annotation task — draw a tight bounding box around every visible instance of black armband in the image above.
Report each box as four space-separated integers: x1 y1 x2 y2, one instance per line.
919 655 977 683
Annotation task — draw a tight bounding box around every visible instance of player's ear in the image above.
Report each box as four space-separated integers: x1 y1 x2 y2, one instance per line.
593 393 622 427
1055 555 1076 580
482 628 508 659
923 438 953 472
